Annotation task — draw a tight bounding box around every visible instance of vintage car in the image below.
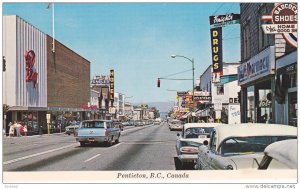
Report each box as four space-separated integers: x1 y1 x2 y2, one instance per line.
176 123 223 167
75 120 121 147
169 119 183 131
195 124 297 170
65 122 80 135
258 139 297 169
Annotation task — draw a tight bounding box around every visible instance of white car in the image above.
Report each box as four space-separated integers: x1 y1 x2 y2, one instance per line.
176 123 223 167
258 139 297 169
169 119 183 131
195 124 297 170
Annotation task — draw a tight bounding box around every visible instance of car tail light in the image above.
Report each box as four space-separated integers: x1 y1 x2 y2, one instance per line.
180 147 199 154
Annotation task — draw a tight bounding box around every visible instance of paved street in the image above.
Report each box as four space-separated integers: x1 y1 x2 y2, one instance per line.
3 122 183 171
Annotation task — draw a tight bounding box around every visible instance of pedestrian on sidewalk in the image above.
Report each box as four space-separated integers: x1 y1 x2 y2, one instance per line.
23 124 28 136
9 121 17 137
16 122 22 137
8 122 14 137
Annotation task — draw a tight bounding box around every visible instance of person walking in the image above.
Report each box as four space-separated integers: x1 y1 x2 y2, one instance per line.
23 124 28 136
8 122 14 137
208 116 214 123
16 122 21 137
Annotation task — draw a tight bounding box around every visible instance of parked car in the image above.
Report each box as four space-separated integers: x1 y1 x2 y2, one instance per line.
75 120 121 147
258 139 297 169
65 122 80 135
176 123 223 167
195 124 297 170
169 119 183 131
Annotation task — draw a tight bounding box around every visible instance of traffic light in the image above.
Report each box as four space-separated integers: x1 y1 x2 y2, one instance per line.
157 78 160 87
3 56 6 72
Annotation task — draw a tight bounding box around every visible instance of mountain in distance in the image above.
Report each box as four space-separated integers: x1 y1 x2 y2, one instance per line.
133 101 175 113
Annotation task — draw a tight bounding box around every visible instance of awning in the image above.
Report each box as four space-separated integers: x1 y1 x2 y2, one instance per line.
195 108 210 117
181 111 192 119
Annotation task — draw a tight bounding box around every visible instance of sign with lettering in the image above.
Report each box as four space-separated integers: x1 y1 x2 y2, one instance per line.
91 75 110 86
177 91 188 97
210 27 223 80
194 96 212 101
109 69 114 100
262 3 297 48
209 13 240 28
238 46 275 85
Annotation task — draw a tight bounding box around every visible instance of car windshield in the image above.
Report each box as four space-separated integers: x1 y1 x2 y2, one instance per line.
185 127 213 138
220 136 297 156
81 121 105 128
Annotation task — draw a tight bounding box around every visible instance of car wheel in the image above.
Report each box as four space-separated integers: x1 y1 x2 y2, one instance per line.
80 142 85 147
106 137 113 147
115 134 120 144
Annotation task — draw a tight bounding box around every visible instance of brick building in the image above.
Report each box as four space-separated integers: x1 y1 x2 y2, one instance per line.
3 15 91 135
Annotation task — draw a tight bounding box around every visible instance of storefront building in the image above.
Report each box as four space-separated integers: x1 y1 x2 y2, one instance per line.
238 46 276 123
275 51 297 126
3 15 91 135
239 3 297 125
198 63 241 123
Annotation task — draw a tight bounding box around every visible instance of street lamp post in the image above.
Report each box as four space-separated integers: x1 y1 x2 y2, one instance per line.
171 54 195 123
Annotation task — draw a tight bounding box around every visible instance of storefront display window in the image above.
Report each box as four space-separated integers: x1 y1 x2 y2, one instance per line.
247 86 255 123
257 89 272 123
288 92 297 127
21 111 38 135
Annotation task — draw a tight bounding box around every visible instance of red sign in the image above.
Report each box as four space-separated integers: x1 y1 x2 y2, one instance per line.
24 50 38 88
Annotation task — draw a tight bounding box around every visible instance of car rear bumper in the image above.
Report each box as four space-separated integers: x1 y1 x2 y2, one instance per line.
178 154 198 163
76 136 109 143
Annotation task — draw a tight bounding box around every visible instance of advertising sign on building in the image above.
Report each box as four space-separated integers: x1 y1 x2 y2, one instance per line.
238 46 275 85
228 104 241 124
177 91 188 97
261 3 297 48
91 75 110 86
209 13 240 28
210 27 223 83
109 69 114 100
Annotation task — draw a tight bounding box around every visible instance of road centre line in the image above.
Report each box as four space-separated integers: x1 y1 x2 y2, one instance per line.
3 143 77 165
84 154 101 163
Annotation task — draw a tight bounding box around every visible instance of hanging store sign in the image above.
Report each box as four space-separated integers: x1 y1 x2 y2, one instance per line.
238 46 275 85
194 96 212 101
210 27 223 84
261 3 297 48
177 91 188 97
109 69 114 100
209 13 240 28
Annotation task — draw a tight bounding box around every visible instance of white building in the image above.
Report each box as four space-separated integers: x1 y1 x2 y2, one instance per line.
113 92 125 120
199 63 241 123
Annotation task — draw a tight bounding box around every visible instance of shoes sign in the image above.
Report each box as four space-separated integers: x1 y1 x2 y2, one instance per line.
262 3 297 48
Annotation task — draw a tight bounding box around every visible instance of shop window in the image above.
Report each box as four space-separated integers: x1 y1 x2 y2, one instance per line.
243 22 251 60
217 85 224 95
288 73 297 88
247 86 255 123
258 4 274 50
257 89 272 123
288 92 297 127
21 111 38 135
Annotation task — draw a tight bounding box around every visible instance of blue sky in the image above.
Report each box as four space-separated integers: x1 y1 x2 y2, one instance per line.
3 2 240 104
